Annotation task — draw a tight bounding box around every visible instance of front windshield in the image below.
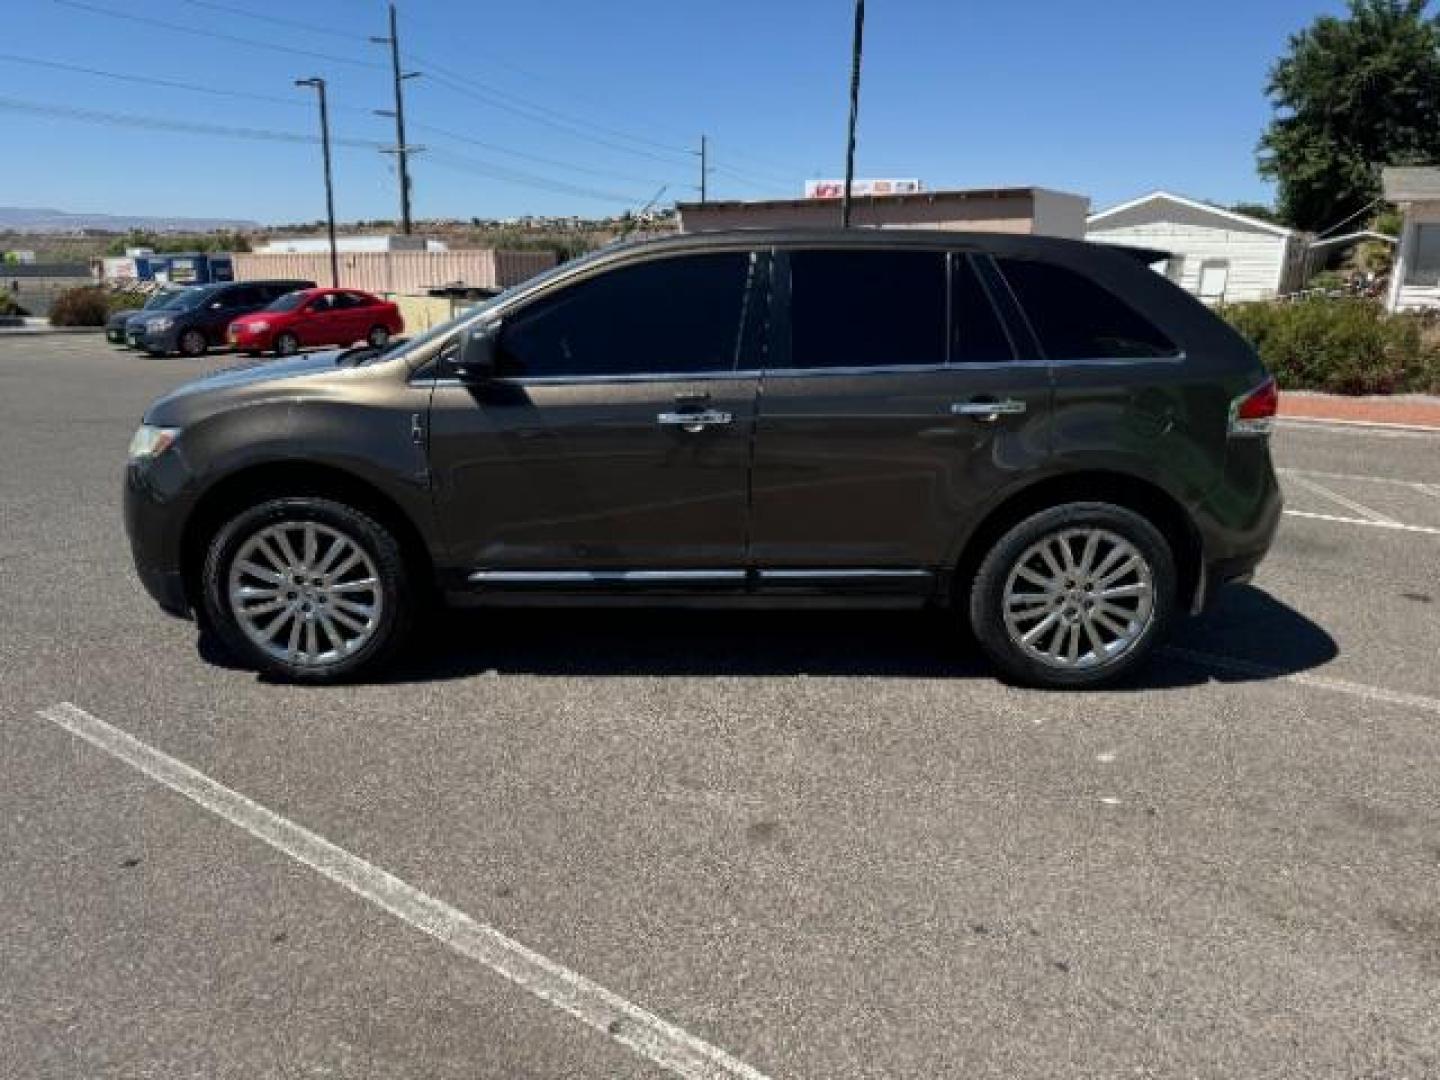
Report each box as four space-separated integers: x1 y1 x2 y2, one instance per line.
143 289 186 310
265 291 309 313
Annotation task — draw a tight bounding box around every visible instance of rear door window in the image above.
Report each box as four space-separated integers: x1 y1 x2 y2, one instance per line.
994 257 1178 360
952 255 1015 364
499 252 757 378
785 250 946 369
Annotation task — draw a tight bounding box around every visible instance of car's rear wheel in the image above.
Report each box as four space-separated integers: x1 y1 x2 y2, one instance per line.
201 497 414 683
968 502 1175 688
274 332 299 357
179 329 208 357
367 325 390 348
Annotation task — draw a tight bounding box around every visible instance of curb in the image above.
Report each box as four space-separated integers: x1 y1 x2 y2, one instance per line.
1278 416 1440 435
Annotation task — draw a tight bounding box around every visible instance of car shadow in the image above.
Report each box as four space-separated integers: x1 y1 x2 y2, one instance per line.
237 582 1332 689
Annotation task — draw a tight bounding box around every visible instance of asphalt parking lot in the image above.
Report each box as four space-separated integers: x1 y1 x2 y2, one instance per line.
3 334 1439 1080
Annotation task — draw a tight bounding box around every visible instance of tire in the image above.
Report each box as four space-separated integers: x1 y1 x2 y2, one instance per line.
274 332 299 357
367 325 391 348
201 497 414 683
179 328 208 357
968 502 1176 689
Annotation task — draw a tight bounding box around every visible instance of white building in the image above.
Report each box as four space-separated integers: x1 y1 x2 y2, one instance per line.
1087 191 1311 304
1383 166 1440 313
256 235 447 255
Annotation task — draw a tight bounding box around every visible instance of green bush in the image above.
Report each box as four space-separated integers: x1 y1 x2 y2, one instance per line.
107 289 150 315
0 292 29 318
1220 298 1440 395
48 286 112 327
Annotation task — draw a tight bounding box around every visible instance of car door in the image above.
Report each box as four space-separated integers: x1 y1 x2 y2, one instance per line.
302 293 344 346
203 285 257 343
747 247 1053 586
426 249 767 582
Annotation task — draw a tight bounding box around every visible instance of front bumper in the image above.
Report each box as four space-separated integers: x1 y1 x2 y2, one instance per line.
106 324 129 344
124 456 196 618
128 325 180 353
229 327 272 351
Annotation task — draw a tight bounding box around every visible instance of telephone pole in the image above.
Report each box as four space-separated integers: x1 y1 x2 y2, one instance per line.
295 77 338 288
698 134 709 202
840 0 866 228
371 3 421 234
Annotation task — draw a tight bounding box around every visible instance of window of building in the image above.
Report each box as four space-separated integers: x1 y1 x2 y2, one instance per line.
1405 223 1440 286
499 253 755 378
786 250 947 369
1197 260 1230 301
995 257 1178 360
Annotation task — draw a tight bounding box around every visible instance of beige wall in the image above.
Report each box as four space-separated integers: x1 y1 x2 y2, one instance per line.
231 248 556 295
677 190 1090 239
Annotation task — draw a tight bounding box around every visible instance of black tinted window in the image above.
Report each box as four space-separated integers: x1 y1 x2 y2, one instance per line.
500 253 754 377
995 258 1177 360
953 256 1015 363
219 286 259 309
787 250 945 369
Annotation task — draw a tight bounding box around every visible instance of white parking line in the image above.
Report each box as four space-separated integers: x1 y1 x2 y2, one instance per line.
1163 648 1440 717
1277 467 1440 493
1277 417 1440 437
1282 509 1440 537
36 703 772 1080
1283 474 1399 524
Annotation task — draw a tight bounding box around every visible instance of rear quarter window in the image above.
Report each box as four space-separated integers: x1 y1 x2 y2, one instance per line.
995 257 1178 360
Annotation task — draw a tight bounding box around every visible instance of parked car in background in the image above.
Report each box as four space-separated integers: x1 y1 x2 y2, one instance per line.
106 286 189 345
124 230 1281 687
228 287 404 357
127 279 314 357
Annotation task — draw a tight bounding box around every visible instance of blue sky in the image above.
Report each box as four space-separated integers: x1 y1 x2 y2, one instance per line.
3 0 1348 225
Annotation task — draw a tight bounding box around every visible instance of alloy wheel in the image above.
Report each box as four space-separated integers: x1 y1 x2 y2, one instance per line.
1001 527 1155 671
226 521 383 668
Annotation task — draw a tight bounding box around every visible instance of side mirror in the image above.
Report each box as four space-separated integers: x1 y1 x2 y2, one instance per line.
453 323 499 382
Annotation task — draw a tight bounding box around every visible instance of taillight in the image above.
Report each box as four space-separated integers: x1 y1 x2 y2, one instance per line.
1229 376 1278 436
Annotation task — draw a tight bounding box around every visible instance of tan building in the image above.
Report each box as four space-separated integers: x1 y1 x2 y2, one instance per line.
676 186 1090 239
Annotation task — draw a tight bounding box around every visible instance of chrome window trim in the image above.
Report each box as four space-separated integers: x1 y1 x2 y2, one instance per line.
416 352 1186 389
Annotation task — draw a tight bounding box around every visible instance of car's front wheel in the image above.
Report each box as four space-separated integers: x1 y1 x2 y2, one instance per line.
179 329 208 357
201 497 414 683
274 332 300 357
968 502 1176 688
367 325 390 348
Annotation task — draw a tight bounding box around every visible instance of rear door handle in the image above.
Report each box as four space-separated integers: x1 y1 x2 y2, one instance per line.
952 398 1027 421
657 410 733 432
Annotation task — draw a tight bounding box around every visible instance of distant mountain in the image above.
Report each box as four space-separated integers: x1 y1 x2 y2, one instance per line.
0 206 259 234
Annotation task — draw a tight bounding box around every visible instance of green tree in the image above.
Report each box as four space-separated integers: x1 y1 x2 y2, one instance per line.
1259 0 1440 232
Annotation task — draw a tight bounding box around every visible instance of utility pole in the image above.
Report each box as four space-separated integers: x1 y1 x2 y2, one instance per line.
698 135 709 203
840 0 866 228
371 3 420 234
295 77 339 288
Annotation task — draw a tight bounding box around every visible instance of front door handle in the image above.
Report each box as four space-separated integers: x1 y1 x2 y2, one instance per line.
657 410 733 433
952 398 1027 421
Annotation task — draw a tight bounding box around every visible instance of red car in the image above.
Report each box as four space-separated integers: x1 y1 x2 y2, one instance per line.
228 288 404 356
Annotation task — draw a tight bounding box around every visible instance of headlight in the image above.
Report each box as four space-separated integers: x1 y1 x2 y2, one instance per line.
128 424 181 461
146 316 174 331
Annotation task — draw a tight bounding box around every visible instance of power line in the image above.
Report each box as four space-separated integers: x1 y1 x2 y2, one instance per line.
423 149 645 205
414 66 694 167
409 52 693 159
0 93 383 148
47 0 383 70
411 121 668 186
174 0 372 43
0 52 369 112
